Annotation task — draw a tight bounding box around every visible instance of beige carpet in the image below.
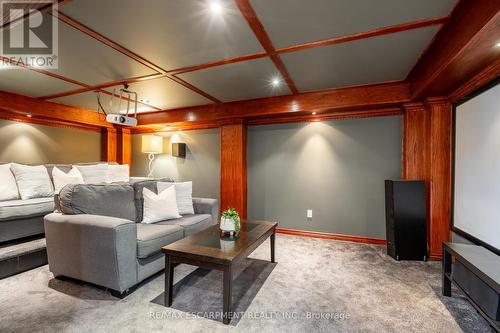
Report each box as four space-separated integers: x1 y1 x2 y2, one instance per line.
0 235 493 333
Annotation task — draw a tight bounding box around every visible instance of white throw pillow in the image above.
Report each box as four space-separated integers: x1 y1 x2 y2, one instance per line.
142 186 181 224
0 163 20 201
10 164 54 200
52 166 84 193
75 164 108 184
107 164 130 183
157 181 194 215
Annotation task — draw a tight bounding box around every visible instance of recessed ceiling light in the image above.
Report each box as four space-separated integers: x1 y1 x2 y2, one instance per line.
26 114 32 118
271 77 281 87
495 41 500 48
209 1 223 14
312 112 317 115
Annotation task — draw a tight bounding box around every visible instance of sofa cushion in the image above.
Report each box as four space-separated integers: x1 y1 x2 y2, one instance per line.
75 164 108 184
136 223 183 258
0 163 19 201
11 164 54 200
157 214 212 237
52 166 84 194
157 181 194 215
107 164 130 183
59 183 136 221
0 197 54 221
132 178 173 223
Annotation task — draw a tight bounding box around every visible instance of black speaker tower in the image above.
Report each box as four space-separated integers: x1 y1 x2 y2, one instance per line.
385 180 427 261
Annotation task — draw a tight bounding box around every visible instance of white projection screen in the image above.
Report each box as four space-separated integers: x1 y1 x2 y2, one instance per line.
453 80 500 254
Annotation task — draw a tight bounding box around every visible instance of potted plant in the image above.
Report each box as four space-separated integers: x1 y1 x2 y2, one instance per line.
220 208 241 237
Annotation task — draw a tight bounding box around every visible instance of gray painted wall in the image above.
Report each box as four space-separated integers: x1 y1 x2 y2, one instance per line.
247 116 402 239
131 129 220 201
0 119 101 164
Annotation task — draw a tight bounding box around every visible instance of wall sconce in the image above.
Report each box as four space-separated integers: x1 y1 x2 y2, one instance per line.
172 143 186 158
142 135 163 177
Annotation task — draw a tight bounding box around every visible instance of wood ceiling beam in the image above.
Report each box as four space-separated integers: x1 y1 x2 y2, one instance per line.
168 52 268 75
0 56 90 88
136 81 410 126
51 10 222 104
167 17 447 76
277 16 448 55
235 0 299 94
407 0 500 99
52 10 166 74
0 90 112 129
38 73 166 100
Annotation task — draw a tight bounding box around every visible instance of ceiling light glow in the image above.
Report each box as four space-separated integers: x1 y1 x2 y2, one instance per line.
26 114 32 118
209 1 223 14
495 41 500 48
271 77 281 87
312 112 317 115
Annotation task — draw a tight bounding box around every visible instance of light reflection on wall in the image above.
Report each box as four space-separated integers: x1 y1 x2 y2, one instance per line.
0 119 101 164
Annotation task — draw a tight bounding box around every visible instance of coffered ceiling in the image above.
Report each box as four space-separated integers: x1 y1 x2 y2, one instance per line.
0 0 459 114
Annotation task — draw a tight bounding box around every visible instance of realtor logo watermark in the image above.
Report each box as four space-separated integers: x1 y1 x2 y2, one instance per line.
1 0 58 68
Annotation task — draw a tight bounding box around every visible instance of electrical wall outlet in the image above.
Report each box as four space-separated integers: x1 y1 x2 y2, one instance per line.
306 209 313 219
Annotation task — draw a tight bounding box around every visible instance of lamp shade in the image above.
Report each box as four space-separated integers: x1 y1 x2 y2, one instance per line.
142 135 163 154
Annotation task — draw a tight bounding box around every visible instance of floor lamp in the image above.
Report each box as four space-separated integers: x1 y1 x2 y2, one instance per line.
141 135 163 178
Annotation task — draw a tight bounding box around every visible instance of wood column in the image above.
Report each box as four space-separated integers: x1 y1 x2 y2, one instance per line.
117 128 132 167
402 103 431 251
427 98 452 259
101 127 117 162
220 123 247 218
402 99 452 259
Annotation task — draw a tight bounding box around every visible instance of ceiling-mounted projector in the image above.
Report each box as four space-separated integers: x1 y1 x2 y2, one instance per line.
95 84 139 127
106 114 138 126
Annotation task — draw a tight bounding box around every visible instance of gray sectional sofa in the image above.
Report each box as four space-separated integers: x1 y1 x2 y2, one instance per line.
0 162 117 244
44 179 218 297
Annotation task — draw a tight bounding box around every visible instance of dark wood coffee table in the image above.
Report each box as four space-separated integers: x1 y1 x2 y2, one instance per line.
162 220 277 325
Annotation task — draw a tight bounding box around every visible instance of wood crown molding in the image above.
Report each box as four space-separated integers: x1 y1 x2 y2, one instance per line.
0 90 112 129
408 0 500 99
136 81 411 127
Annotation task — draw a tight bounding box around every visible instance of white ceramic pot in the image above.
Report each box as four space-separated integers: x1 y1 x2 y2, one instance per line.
220 217 236 234
220 239 235 251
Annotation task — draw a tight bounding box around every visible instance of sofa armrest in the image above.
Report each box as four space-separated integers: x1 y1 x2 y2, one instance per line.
193 198 219 225
44 213 137 293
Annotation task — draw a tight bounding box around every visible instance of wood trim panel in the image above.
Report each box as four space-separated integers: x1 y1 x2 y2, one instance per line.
234 0 298 94
427 98 452 259
220 123 247 219
0 90 112 128
276 228 387 245
137 81 411 126
408 0 500 99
